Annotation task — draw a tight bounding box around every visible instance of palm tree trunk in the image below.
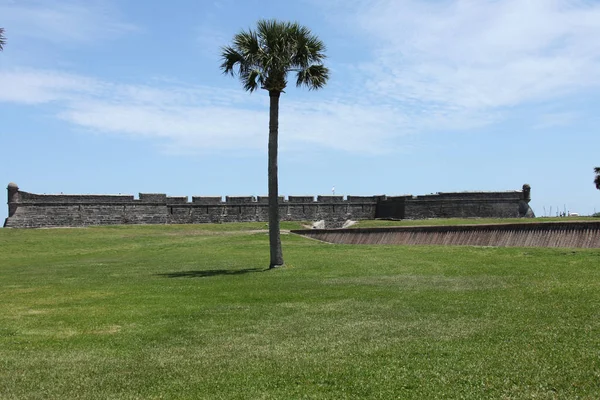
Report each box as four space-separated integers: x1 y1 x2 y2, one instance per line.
268 90 284 268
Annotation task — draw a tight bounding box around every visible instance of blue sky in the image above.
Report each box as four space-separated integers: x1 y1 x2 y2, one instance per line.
1 0 600 223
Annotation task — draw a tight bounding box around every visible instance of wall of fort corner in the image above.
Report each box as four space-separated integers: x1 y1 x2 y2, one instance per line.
404 191 527 219
374 188 532 220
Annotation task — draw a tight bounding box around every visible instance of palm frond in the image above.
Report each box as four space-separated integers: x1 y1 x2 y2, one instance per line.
0 28 6 51
292 32 326 67
241 69 264 92
296 64 330 90
220 46 244 75
220 19 328 93
232 29 260 60
595 167 600 190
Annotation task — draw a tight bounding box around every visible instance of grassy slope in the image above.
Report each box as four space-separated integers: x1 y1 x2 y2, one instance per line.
1 222 599 399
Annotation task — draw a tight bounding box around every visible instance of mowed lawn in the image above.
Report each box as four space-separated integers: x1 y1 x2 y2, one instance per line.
1 222 599 399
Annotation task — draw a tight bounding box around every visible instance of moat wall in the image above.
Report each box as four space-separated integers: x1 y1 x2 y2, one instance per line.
4 183 534 228
292 221 600 249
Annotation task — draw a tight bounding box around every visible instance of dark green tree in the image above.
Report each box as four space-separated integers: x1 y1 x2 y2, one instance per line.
0 28 6 51
220 19 329 268
595 167 600 190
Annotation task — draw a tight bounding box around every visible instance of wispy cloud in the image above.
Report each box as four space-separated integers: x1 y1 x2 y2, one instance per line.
0 0 138 44
0 68 402 154
0 69 104 104
2 0 599 154
333 0 600 126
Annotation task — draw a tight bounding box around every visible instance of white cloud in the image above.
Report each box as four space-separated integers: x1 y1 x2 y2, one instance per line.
59 101 268 151
0 68 402 154
0 69 104 104
2 0 599 154
0 0 138 43
336 0 600 123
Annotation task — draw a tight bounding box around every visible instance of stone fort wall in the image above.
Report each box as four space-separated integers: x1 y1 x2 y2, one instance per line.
3 183 534 228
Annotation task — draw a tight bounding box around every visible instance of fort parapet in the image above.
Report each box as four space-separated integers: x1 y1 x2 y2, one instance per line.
4 183 534 228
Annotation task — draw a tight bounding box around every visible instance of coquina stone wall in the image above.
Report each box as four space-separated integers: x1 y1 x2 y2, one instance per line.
380 190 534 220
3 183 534 228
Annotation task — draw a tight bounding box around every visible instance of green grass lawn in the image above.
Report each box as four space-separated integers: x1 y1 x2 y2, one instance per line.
1 222 600 399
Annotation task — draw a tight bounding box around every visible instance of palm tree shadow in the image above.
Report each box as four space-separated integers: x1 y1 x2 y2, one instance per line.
157 267 266 278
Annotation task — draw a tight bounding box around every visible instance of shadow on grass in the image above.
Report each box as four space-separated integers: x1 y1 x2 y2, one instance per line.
157 267 266 278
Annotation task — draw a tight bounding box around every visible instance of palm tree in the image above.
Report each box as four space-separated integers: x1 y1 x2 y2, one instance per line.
0 28 6 51
221 19 329 269
595 167 600 190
